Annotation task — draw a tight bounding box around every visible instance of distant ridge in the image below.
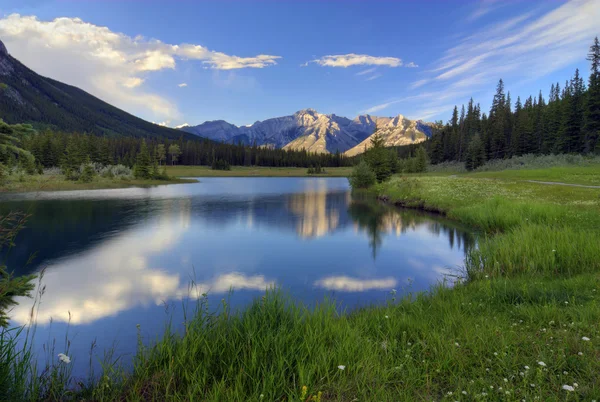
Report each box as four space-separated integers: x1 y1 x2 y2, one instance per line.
0 39 192 139
181 109 434 155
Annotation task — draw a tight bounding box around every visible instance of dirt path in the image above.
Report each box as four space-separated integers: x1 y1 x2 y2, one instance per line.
526 180 600 189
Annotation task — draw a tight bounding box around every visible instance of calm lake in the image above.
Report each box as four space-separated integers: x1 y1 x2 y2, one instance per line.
1 177 475 377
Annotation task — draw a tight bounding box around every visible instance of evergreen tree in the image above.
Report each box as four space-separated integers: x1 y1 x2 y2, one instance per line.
156 144 166 165
364 132 392 183
559 69 585 153
168 144 182 165
490 79 507 159
585 36 600 152
414 146 428 172
465 134 486 171
133 140 152 179
62 136 84 179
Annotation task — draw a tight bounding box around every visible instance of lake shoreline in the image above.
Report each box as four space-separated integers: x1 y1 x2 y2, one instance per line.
166 165 352 177
0 176 198 193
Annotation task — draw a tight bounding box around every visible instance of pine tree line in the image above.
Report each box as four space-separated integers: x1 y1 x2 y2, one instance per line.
426 37 600 169
1 130 352 171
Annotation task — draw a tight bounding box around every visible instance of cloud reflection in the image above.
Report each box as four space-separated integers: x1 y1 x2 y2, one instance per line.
10 200 273 326
314 276 397 292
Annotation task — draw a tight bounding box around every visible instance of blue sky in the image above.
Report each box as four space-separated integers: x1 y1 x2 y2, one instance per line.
1 0 598 127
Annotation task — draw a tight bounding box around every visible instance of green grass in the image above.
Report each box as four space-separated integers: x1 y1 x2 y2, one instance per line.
464 165 600 185
5 164 600 400
166 165 353 177
0 174 197 193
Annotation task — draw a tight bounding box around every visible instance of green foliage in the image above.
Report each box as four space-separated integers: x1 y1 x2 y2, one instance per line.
0 212 35 328
168 143 182 166
0 163 6 184
307 164 325 174
465 134 486 171
211 158 231 171
348 160 376 189
133 140 152 179
364 132 392 182
0 119 35 166
79 160 96 183
156 144 166 165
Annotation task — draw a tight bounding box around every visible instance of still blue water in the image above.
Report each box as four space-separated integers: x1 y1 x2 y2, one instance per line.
1 178 474 377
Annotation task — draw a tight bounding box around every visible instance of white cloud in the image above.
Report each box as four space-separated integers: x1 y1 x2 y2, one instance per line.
0 14 281 122
404 62 419 68
175 123 190 129
366 73 382 81
309 53 403 68
314 276 397 292
356 67 377 76
153 121 170 127
123 77 144 88
178 82 188 87
367 0 600 121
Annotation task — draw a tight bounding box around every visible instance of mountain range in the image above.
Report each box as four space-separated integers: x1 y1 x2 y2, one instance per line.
0 38 432 152
0 39 191 139
180 109 433 155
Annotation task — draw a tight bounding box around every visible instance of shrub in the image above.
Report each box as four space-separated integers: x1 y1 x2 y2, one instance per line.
79 163 96 183
0 163 5 184
348 160 376 189
211 159 231 171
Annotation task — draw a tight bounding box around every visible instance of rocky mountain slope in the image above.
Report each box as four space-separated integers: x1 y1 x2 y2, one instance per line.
182 110 432 155
0 39 191 139
344 116 433 156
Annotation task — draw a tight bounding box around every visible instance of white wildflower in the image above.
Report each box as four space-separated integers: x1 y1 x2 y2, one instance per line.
573 383 578 387
57 353 71 364
455 342 460 347
537 361 546 367
582 336 590 341
562 385 574 392
337 365 345 370
462 391 467 395
578 352 583 356
524 365 530 369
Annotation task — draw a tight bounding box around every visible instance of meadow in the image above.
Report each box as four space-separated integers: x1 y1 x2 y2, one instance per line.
3 163 600 401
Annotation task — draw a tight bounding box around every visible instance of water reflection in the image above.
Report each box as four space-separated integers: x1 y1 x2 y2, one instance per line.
2 178 475 330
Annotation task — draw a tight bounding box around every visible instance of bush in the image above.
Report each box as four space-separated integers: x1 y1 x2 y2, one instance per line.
211 159 231 171
348 160 376 189
307 164 325 175
0 163 5 184
99 165 133 179
79 163 96 183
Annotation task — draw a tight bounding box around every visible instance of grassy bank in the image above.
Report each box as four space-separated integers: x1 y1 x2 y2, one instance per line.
0 174 197 193
6 165 600 400
166 165 353 177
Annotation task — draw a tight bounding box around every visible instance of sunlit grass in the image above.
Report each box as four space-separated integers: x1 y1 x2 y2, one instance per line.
0 173 196 193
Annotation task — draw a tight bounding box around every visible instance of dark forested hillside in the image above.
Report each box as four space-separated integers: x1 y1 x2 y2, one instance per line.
0 40 190 140
402 37 600 170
